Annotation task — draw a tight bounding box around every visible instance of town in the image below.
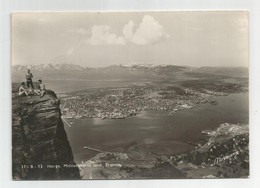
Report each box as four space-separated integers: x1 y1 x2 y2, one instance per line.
60 81 247 119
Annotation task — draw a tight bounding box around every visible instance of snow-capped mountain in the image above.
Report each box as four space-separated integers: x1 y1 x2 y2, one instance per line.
12 63 85 73
123 63 169 68
11 62 247 83
11 63 190 82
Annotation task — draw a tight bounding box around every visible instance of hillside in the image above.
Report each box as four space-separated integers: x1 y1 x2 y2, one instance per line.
12 83 81 180
12 63 248 83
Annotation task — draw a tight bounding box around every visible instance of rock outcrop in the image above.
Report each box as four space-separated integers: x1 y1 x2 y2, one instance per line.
12 83 81 180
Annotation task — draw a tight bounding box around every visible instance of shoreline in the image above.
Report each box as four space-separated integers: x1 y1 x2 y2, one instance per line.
61 91 248 120
74 122 249 179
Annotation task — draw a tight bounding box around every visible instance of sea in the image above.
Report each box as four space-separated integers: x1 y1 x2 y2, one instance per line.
46 79 249 163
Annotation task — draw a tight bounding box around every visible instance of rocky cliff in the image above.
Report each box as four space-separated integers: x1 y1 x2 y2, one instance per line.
12 83 81 180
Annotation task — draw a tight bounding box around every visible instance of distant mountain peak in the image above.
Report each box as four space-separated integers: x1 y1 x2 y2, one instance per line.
12 63 85 71
123 63 181 68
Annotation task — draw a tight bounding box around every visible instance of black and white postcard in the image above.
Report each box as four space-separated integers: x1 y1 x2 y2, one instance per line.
11 11 249 180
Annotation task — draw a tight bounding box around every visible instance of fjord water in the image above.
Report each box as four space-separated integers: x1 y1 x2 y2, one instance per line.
45 79 141 93
63 92 249 163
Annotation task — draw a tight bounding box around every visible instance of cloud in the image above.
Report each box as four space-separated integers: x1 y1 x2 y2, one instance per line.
85 15 169 46
87 25 126 45
68 48 74 55
122 20 135 41
123 15 170 45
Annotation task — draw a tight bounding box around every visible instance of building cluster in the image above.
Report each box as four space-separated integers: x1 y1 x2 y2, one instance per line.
60 84 235 120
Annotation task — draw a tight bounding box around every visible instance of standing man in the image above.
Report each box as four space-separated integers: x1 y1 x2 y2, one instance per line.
26 69 34 90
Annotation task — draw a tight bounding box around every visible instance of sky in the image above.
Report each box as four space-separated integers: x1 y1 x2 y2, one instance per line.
12 11 248 67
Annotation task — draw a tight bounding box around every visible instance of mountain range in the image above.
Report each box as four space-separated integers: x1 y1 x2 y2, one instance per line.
12 63 248 82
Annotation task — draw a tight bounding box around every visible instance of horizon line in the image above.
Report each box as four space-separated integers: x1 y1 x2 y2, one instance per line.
11 63 249 69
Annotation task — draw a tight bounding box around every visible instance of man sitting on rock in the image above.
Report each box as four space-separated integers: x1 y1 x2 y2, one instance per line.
34 79 46 98
18 82 29 96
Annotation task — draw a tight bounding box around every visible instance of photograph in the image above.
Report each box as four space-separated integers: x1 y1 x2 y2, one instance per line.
11 11 249 180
